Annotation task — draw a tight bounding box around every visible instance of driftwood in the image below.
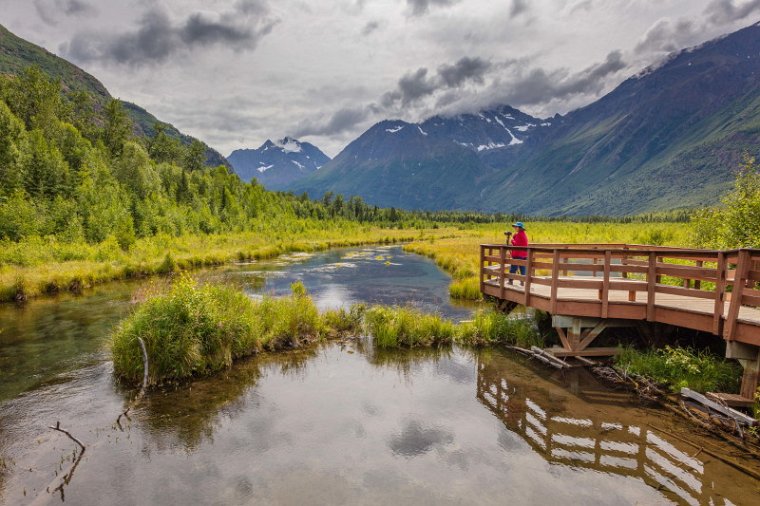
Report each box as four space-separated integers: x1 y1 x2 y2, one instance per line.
116 337 149 430
529 346 570 369
680 388 757 427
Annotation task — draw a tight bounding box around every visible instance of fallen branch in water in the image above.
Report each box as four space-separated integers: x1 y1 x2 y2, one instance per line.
49 421 85 453
116 337 149 430
29 422 87 504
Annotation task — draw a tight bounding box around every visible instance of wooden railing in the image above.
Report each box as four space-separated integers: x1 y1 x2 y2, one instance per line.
479 244 760 344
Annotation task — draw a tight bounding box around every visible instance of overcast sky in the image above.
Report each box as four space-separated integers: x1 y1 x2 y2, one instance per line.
2 0 760 157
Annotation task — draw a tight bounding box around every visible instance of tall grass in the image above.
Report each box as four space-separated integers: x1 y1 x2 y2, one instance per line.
363 305 544 349
614 345 741 393
112 278 321 385
364 306 456 348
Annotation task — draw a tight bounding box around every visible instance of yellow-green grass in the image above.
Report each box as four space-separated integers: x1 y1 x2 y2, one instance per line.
404 222 694 300
0 226 464 302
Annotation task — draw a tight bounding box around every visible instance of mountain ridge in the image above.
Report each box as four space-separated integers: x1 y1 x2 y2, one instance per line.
284 21 760 215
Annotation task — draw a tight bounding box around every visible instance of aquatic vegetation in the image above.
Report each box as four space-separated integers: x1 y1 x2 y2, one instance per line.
614 345 741 393
457 310 544 348
112 278 322 385
363 305 544 349
364 306 456 348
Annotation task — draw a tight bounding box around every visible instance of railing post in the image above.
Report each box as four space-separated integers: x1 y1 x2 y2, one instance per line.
499 246 507 300
724 249 751 340
602 250 611 319
524 248 533 306
647 252 656 322
551 249 560 314
713 252 726 336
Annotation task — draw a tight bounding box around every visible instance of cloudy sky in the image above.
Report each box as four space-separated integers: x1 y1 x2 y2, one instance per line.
2 0 760 156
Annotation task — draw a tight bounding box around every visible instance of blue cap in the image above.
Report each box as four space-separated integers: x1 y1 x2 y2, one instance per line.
512 222 525 229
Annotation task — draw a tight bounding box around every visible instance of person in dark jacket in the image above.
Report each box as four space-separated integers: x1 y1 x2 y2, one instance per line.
508 222 529 285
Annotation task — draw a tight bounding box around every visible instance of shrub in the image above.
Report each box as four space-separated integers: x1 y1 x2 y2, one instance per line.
614 345 741 393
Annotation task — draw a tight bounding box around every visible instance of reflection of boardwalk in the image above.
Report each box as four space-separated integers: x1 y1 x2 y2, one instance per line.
476 358 743 506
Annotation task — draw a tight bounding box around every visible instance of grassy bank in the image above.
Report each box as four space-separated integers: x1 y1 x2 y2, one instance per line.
0 226 462 302
112 279 545 385
404 222 694 300
613 345 742 393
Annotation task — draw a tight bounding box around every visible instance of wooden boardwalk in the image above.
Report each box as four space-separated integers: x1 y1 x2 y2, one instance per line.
480 244 760 400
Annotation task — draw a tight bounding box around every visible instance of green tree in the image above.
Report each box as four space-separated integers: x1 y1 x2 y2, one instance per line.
693 154 760 248
184 139 206 171
0 101 27 193
148 123 184 165
102 99 132 158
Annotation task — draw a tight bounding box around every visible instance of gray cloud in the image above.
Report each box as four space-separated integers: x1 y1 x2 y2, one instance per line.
510 0 529 17
567 0 594 15
293 106 371 137
438 57 491 87
361 20 380 36
634 18 698 54
61 1 277 65
705 0 760 24
500 50 626 106
406 0 460 16
34 0 98 26
382 56 493 107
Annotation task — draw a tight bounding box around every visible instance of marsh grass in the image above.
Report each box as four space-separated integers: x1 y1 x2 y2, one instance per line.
1 227 461 302
614 345 741 393
112 278 322 385
364 306 456 348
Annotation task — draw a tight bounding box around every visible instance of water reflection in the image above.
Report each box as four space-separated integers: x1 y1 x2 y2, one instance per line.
136 347 319 451
475 351 752 506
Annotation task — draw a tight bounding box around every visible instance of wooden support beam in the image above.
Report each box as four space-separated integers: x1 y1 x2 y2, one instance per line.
550 249 560 314
713 252 727 336
724 249 751 341
647 252 656 322
524 249 533 307
555 327 571 350
499 247 506 300
577 321 608 351
602 250 611 318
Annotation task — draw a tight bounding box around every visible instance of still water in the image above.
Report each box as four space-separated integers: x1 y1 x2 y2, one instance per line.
0 247 757 505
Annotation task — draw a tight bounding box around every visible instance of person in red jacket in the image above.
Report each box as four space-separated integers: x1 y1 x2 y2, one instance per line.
508 222 528 285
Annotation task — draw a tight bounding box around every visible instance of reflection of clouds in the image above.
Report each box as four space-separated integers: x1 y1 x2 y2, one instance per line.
436 356 475 384
388 420 454 457
314 284 354 311
310 262 358 272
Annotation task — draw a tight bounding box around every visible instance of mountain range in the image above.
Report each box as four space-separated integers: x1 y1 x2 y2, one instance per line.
228 137 330 189
268 22 760 215
0 24 228 168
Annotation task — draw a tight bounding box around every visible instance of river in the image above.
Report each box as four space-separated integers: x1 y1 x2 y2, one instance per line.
0 246 757 505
